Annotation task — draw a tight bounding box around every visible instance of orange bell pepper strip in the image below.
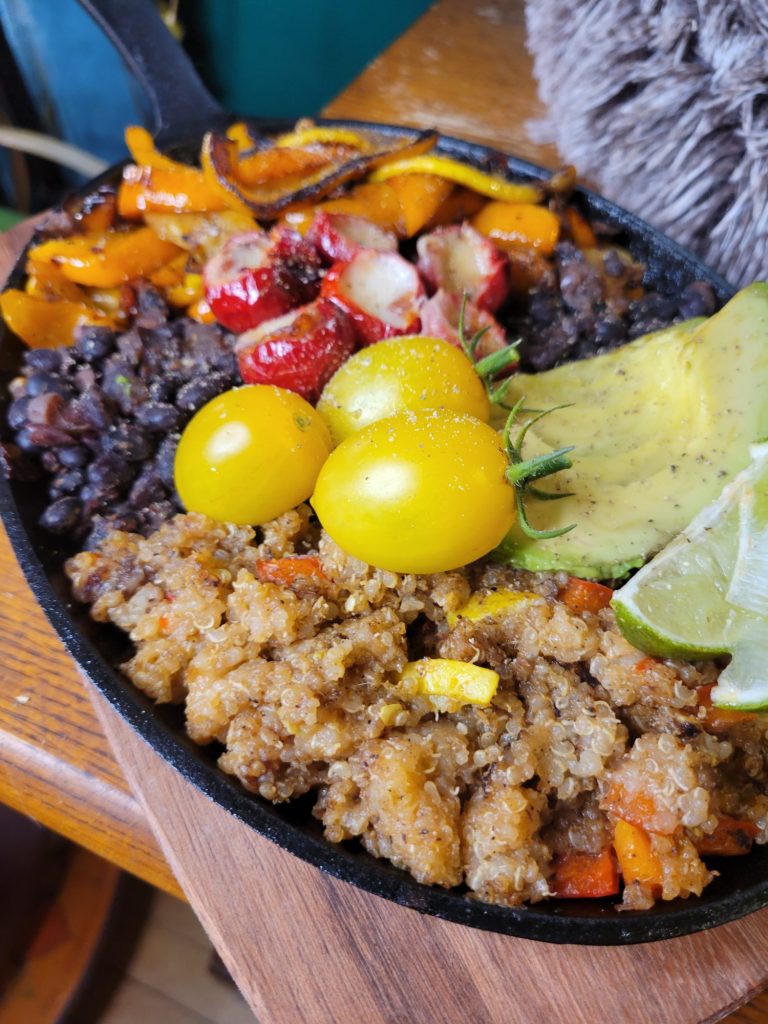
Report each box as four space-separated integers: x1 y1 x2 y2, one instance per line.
24 262 88 303
559 577 613 614
384 173 454 237
124 125 194 173
0 290 115 348
321 182 406 234
472 201 561 256
426 186 486 229
697 684 759 731
613 819 663 894
118 165 229 218
255 556 327 587
28 227 183 288
550 848 620 898
233 146 341 188
695 817 760 856
78 191 118 234
564 207 598 249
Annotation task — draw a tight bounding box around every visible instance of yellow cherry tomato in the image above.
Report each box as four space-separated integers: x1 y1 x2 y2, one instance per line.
317 334 490 445
311 410 516 573
175 385 331 525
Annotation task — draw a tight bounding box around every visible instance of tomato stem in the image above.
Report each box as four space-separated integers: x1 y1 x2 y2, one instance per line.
457 293 520 397
503 397 577 540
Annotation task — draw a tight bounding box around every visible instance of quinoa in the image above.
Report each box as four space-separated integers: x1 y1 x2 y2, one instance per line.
65 508 768 909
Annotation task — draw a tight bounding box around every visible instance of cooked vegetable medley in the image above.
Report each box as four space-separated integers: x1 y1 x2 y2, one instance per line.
2 119 764 912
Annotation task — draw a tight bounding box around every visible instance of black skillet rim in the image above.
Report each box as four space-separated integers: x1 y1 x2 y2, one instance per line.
3 118 763 947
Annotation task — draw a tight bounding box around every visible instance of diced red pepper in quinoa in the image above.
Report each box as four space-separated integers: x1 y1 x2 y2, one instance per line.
550 848 619 899
255 556 326 587
558 577 613 615
695 817 759 856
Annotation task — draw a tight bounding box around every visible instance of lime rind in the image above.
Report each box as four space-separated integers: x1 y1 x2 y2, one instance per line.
611 443 768 676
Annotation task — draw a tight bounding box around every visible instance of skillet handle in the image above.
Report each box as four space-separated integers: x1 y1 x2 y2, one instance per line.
77 0 227 145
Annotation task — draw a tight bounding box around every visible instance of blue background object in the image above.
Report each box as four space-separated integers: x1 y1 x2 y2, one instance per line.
0 0 431 167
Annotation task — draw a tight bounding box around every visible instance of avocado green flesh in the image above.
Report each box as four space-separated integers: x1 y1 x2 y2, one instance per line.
494 284 768 578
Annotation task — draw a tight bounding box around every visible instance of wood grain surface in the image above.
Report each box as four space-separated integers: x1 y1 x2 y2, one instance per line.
91 683 768 1024
0 0 766 1020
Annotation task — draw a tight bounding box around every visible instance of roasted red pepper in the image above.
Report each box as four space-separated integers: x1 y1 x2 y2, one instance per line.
320 249 423 344
236 297 355 400
204 229 322 333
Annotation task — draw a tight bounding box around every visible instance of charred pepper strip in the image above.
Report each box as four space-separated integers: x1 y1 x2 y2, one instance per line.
200 128 439 220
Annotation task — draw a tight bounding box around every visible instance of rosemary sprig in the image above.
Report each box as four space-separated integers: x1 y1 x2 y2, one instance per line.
457 293 520 408
503 396 577 540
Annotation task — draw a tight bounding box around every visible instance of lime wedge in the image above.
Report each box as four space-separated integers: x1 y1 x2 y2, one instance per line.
611 443 768 670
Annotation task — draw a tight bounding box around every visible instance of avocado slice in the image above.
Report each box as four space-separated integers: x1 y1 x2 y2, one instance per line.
494 284 768 578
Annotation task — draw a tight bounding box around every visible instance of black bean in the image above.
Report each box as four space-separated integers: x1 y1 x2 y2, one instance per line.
40 497 81 533
678 281 716 320
25 372 73 400
87 453 136 489
57 445 88 469
155 435 179 488
136 402 181 432
116 328 144 365
52 468 84 495
41 450 61 473
176 371 232 412
74 326 115 361
147 377 175 402
102 423 152 461
7 396 31 430
15 427 41 454
128 468 166 508
23 349 62 373
594 318 627 347
26 423 74 447
77 388 113 430
80 480 121 511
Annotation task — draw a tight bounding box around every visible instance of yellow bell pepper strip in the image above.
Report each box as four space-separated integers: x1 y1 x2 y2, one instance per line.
472 201 561 256
550 848 620 899
369 154 543 204
86 286 129 318
118 164 229 218
143 210 259 260
446 588 540 628
124 125 194 173
201 127 438 220
613 819 663 893
149 254 204 308
225 121 259 152
274 124 374 150
0 290 115 348
28 227 183 288
379 702 404 727
399 658 499 707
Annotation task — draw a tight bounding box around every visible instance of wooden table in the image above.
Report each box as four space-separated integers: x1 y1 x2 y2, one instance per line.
0 2 765 1021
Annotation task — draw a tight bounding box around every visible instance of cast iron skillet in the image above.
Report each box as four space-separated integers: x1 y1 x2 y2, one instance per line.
1 0 763 945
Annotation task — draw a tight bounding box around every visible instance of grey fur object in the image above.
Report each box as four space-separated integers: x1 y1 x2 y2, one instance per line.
525 0 768 286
